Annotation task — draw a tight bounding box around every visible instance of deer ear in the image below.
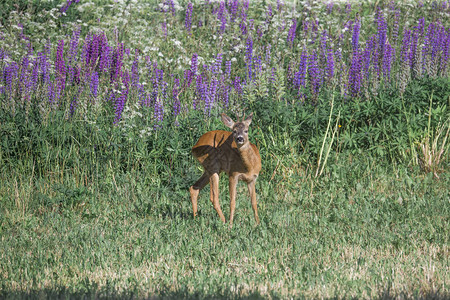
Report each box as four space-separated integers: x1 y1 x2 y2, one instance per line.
243 112 253 126
221 113 235 129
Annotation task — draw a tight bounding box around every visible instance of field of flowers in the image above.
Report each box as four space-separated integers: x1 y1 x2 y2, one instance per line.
0 0 449 299
0 0 448 127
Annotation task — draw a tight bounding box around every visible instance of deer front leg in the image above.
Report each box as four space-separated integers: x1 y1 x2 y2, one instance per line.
247 179 260 224
189 172 209 218
228 175 238 227
210 173 226 223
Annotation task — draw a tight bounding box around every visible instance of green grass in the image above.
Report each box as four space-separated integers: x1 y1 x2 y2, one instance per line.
1 154 449 299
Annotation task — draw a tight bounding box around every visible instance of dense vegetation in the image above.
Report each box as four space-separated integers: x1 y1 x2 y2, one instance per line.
0 0 449 298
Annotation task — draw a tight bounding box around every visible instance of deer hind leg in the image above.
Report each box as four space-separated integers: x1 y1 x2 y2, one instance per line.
210 172 226 223
189 172 209 218
247 179 260 224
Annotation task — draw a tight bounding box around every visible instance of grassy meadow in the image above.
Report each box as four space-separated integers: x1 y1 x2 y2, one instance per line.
0 0 449 298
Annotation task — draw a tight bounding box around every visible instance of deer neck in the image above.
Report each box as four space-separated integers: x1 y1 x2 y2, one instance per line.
237 143 256 171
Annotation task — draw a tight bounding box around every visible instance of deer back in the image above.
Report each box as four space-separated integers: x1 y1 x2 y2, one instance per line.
192 130 260 178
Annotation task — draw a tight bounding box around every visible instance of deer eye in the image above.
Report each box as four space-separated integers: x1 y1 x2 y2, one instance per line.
244 130 248 133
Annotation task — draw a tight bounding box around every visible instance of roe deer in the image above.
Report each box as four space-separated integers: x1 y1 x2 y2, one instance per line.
189 113 262 226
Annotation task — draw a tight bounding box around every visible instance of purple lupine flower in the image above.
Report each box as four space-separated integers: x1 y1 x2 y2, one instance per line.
164 0 176 17
4 62 18 96
222 84 230 108
308 51 321 97
61 0 80 13
153 99 164 129
149 87 158 108
68 27 81 64
68 86 83 119
161 21 168 38
68 94 77 119
141 92 152 107
82 33 91 67
183 69 193 87
302 19 309 35
287 19 297 47
348 50 362 97
363 35 375 80
377 9 387 57
277 0 284 12
91 34 100 68
409 27 421 77
352 19 360 52
253 56 262 75
55 39 66 97
99 43 111 73
326 47 335 82
327 2 334 14
156 68 164 83
114 71 130 124
213 53 223 74
0 48 6 60
18 53 30 97
48 81 56 104
345 2 352 15
131 49 139 88
242 0 249 11
422 22 435 74
240 17 248 36
194 74 205 110
320 31 329 56
17 23 29 42
110 43 124 83
392 9 400 44
56 40 65 75
382 43 394 82
185 2 193 34
205 77 218 115
310 20 319 44
430 23 444 64
400 29 411 63
225 60 231 76
372 45 380 80
246 36 253 80
417 18 425 36
72 65 81 85
266 4 273 23
217 1 227 34
230 0 239 23
233 76 243 95
90 71 99 98
191 53 198 75
219 14 227 35
44 39 51 58
30 56 39 91
294 50 307 89
271 67 276 84
38 51 50 85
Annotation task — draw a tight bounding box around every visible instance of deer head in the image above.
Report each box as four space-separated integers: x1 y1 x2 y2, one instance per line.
221 113 253 148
